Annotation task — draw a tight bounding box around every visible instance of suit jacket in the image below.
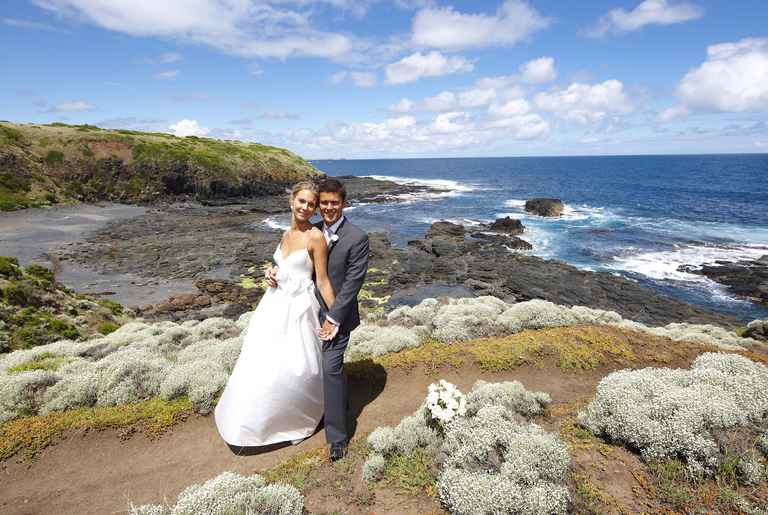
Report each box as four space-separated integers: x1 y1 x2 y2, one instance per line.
314 217 369 334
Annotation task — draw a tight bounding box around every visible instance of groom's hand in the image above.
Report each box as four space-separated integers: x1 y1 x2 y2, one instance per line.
318 319 339 341
264 265 278 288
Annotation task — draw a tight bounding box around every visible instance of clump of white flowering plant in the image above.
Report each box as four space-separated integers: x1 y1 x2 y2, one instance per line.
425 379 467 432
129 471 303 515
363 379 569 514
579 352 768 477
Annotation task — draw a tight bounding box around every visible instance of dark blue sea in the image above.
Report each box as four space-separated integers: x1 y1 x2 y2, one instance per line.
292 155 767 321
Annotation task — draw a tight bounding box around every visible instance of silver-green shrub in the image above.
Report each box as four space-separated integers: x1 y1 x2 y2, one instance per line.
578 352 768 474
431 297 507 342
362 452 387 482
129 471 303 515
346 325 425 361
0 370 58 423
465 380 551 418
0 316 243 421
759 432 768 456
364 380 569 514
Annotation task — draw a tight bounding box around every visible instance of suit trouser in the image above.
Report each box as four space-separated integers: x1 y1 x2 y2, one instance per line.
322 332 349 445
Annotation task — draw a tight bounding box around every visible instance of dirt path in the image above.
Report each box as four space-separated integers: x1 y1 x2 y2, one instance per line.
0 363 601 515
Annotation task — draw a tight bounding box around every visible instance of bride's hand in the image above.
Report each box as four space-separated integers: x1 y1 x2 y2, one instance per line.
264 265 278 288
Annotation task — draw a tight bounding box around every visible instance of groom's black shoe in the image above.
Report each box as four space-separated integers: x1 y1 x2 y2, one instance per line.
329 442 347 462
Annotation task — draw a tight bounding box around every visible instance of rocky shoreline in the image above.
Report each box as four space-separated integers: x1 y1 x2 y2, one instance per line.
679 255 768 308
3 176 749 328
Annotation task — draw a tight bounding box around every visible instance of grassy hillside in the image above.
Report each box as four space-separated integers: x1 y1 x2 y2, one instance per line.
0 121 320 211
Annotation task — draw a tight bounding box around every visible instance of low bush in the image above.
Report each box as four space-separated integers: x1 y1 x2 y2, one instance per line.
578 353 768 476
364 380 570 514
129 471 303 515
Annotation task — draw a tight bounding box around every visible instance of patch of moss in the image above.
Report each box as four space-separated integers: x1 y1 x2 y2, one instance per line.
384 447 438 497
44 150 64 164
9 312 80 350
0 396 192 461
96 299 124 316
0 256 22 279
367 325 687 374
24 263 54 284
8 352 70 373
0 124 25 146
98 321 119 335
3 281 41 307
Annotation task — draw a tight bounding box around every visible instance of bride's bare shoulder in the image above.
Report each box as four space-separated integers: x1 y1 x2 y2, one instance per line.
307 227 326 246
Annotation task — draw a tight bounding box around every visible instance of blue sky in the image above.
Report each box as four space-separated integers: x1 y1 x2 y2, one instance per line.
1 0 767 158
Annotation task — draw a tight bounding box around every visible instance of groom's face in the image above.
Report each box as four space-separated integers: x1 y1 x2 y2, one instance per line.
319 192 345 226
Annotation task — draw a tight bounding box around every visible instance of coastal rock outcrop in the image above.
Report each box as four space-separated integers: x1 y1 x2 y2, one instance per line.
679 255 768 307
386 222 738 327
488 216 525 235
745 319 768 341
525 198 564 217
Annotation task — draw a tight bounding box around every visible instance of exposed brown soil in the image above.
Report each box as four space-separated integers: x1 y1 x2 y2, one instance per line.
0 330 764 514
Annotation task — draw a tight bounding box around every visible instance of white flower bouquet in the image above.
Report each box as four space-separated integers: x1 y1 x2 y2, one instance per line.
425 379 466 431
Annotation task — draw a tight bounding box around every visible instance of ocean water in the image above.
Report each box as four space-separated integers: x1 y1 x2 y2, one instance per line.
288 155 767 321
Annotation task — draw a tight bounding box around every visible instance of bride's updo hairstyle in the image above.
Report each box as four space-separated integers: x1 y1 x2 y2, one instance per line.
290 180 319 202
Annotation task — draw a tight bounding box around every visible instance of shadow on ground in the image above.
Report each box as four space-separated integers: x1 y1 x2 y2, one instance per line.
224 359 388 456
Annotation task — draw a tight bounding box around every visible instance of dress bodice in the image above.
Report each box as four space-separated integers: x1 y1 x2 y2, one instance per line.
273 245 314 296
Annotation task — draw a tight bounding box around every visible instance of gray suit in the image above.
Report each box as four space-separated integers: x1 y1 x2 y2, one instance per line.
314 217 369 445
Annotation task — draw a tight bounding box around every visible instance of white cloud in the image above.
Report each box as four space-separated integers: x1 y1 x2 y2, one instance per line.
534 80 634 124
328 70 377 87
390 98 414 113
485 113 550 139
156 52 182 63
489 98 531 117
256 111 300 120
423 91 457 111
154 69 180 80
385 115 417 129
3 17 65 31
328 71 348 84
411 0 550 50
432 112 471 133
169 119 210 137
587 0 703 37
675 37 768 113
34 0 355 61
385 51 473 85
520 56 556 84
658 105 689 122
458 88 496 108
350 71 377 87
49 100 96 112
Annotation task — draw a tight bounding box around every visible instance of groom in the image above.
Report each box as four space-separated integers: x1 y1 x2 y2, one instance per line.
267 178 369 461
314 178 369 460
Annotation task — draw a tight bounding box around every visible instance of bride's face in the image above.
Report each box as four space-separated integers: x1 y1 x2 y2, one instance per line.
291 189 318 222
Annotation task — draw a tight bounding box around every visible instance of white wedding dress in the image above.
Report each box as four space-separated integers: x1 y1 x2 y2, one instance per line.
214 244 324 446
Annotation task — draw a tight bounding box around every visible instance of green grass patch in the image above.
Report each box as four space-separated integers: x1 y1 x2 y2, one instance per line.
648 459 695 510
0 256 22 279
44 150 64 164
96 299 124 316
262 447 326 491
98 321 119 335
384 447 438 497
0 396 192 461
0 124 25 146
24 263 54 284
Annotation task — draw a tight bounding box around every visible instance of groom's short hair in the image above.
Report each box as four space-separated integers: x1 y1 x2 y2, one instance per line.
318 178 347 202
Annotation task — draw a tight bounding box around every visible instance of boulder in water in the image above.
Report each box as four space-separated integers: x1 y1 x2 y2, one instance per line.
525 198 564 217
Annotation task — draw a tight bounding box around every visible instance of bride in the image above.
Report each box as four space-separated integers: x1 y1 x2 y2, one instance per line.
215 181 335 447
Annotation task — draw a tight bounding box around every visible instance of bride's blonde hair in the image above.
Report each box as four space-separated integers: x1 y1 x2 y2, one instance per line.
290 180 319 201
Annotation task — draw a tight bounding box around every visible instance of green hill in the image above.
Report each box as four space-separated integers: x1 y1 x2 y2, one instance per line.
0 121 320 211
